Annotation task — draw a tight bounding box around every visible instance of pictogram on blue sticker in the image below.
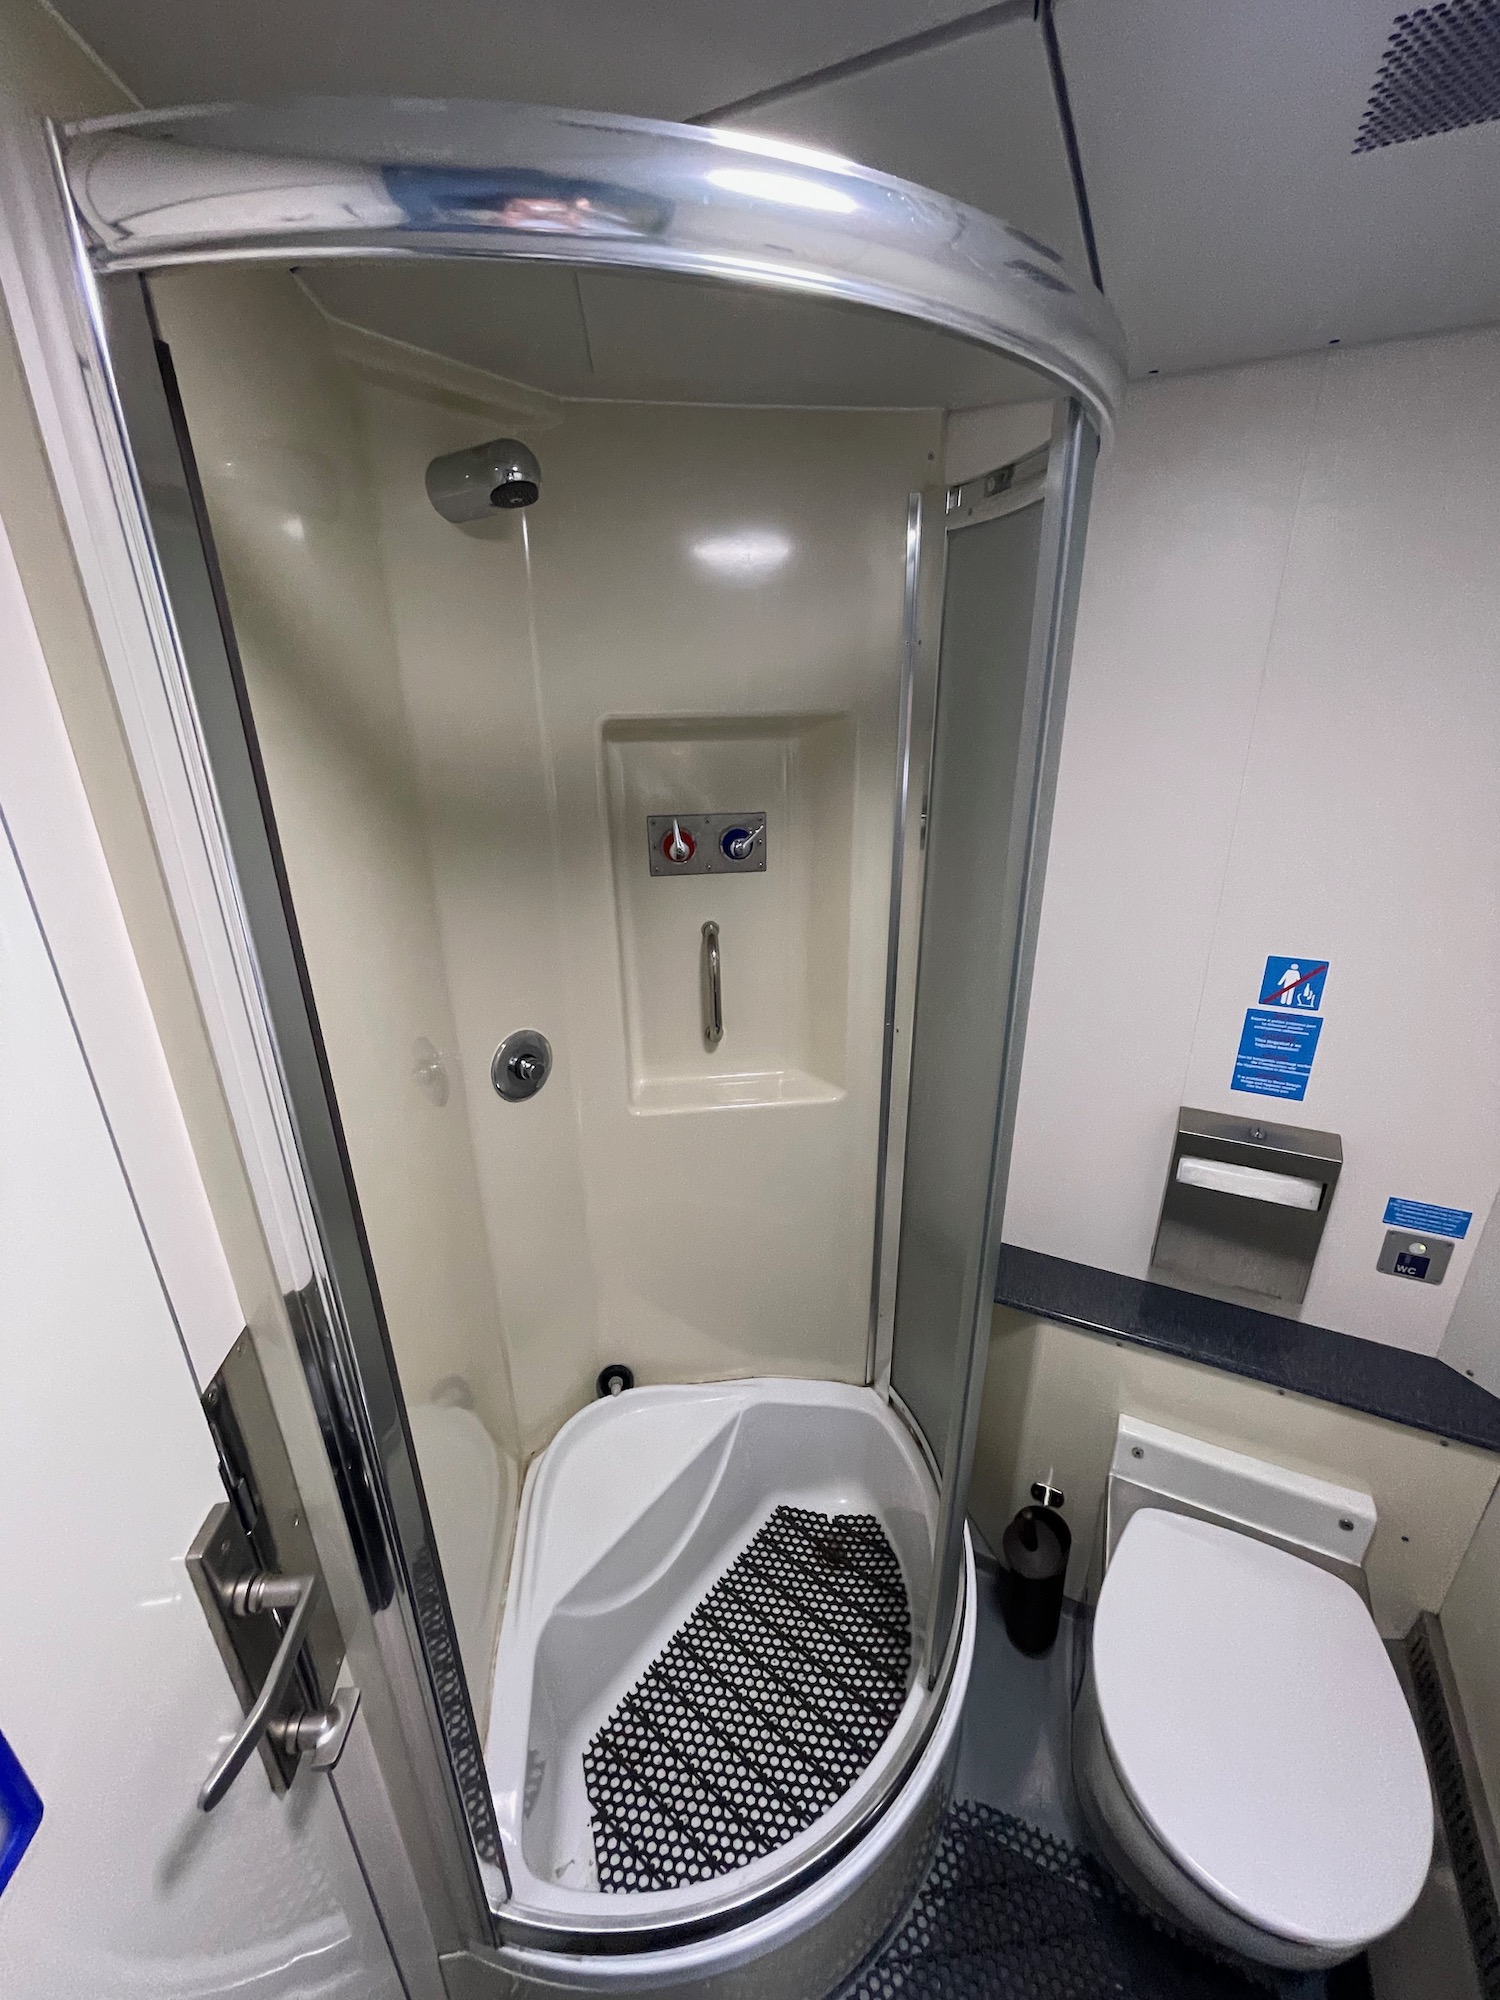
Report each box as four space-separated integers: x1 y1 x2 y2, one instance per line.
0 1728 42 1901
1259 956 1329 1011
1383 1197 1472 1241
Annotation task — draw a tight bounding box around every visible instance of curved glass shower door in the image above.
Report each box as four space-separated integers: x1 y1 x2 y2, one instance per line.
14 92 1121 1955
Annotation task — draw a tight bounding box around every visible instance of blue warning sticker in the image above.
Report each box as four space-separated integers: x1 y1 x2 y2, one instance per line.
0 1727 43 1901
1383 1197 1472 1241
1231 1008 1324 1101
1258 956 1328 1011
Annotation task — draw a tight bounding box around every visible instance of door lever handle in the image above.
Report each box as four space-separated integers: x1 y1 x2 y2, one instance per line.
199 1570 343 1812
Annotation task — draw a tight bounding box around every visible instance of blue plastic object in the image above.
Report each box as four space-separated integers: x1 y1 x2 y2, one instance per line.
0 1728 43 1901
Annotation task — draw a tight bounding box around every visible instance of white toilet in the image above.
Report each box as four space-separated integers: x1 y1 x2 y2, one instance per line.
1072 1417 1434 1971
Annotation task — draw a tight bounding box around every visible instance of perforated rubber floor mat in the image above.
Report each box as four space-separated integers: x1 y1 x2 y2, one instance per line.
584 1506 910 1892
844 1801 1361 2000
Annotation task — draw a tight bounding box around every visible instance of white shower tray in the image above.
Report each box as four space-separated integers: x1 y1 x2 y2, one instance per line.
485 1377 952 1936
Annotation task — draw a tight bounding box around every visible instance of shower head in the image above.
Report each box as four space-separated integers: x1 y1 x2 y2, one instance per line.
425 437 541 521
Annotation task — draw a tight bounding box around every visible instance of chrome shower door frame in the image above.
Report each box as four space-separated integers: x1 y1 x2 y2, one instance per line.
0 86 1123 1959
897 413 1098 1684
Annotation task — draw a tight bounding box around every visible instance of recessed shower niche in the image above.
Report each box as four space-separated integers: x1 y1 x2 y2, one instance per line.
604 715 858 1112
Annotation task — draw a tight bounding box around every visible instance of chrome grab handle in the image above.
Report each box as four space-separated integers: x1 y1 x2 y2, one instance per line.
701 920 723 1049
199 1570 324 1812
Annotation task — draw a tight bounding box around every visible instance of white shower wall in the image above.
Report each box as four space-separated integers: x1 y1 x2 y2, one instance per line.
151 268 523 1459
153 261 940 1464
361 385 940 1448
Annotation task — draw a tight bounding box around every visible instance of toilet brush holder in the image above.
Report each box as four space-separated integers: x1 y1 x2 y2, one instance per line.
1000 1504 1071 1655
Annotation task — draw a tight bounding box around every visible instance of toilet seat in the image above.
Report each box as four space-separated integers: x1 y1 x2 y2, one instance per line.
1093 1508 1432 1954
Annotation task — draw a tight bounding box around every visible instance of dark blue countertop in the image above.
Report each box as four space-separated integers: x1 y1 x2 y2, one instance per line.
994 1243 1500 1457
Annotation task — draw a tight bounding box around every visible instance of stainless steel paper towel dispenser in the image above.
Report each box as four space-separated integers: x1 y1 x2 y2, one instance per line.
1150 1107 1342 1310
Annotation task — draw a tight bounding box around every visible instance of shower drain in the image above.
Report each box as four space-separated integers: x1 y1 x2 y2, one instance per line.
583 1505 911 1892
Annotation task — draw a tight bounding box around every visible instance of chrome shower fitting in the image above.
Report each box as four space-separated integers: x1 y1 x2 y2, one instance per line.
426 437 541 521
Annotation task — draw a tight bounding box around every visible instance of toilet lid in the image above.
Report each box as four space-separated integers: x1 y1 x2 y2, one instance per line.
1094 1509 1432 1950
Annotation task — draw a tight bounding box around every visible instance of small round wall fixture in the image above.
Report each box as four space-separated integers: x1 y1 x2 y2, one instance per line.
491 1028 552 1100
596 1362 634 1398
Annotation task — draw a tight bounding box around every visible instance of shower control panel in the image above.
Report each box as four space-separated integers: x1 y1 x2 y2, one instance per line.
647 811 767 877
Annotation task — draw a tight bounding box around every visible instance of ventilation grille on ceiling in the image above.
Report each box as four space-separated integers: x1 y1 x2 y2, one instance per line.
1355 0 1500 151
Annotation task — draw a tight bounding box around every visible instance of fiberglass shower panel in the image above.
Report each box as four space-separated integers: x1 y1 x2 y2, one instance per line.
21 95 1123 1968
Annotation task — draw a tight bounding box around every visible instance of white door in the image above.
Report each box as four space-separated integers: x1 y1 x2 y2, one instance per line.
0 597 405 1995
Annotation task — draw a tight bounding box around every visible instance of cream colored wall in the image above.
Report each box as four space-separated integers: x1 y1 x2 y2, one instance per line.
151 267 521 1459
970 1310 1500 1639
359 382 939 1448
1004 329 1500 1355
529 403 936 1409
0 24 319 1417
1440 1485 1500 1827
355 379 598 1451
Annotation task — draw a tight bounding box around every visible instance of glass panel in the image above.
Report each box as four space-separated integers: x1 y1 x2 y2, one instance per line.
890 498 1047 1465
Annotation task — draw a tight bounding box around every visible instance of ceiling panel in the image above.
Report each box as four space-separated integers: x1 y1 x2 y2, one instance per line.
724 13 1090 280
307 263 596 392
52 0 1500 385
1060 0 1500 375
49 0 1001 122
573 269 1048 408
302 260 1050 409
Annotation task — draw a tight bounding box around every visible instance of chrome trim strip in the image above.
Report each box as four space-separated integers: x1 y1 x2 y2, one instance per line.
867 490 926 1389
57 97 1125 439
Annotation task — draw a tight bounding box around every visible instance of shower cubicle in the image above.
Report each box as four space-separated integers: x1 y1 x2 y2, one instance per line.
5 97 1122 1994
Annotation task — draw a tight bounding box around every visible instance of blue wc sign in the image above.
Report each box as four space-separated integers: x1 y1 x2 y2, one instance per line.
1258 956 1328 1011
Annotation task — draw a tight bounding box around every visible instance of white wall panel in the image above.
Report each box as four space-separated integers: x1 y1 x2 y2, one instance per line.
152 267 523 1456
0 463 244 1387
0 733 400 2000
1006 327 1500 1358
1004 351 1323 1279
359 381 603 1450
364 388 937 1446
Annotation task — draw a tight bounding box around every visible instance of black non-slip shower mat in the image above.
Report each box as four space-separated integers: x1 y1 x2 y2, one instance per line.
583 1505 911 1892
844 1801 1371 2000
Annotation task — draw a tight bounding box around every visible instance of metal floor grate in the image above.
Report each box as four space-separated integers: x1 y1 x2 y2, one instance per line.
584 1506 910 1893
842 1801 1337 1999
